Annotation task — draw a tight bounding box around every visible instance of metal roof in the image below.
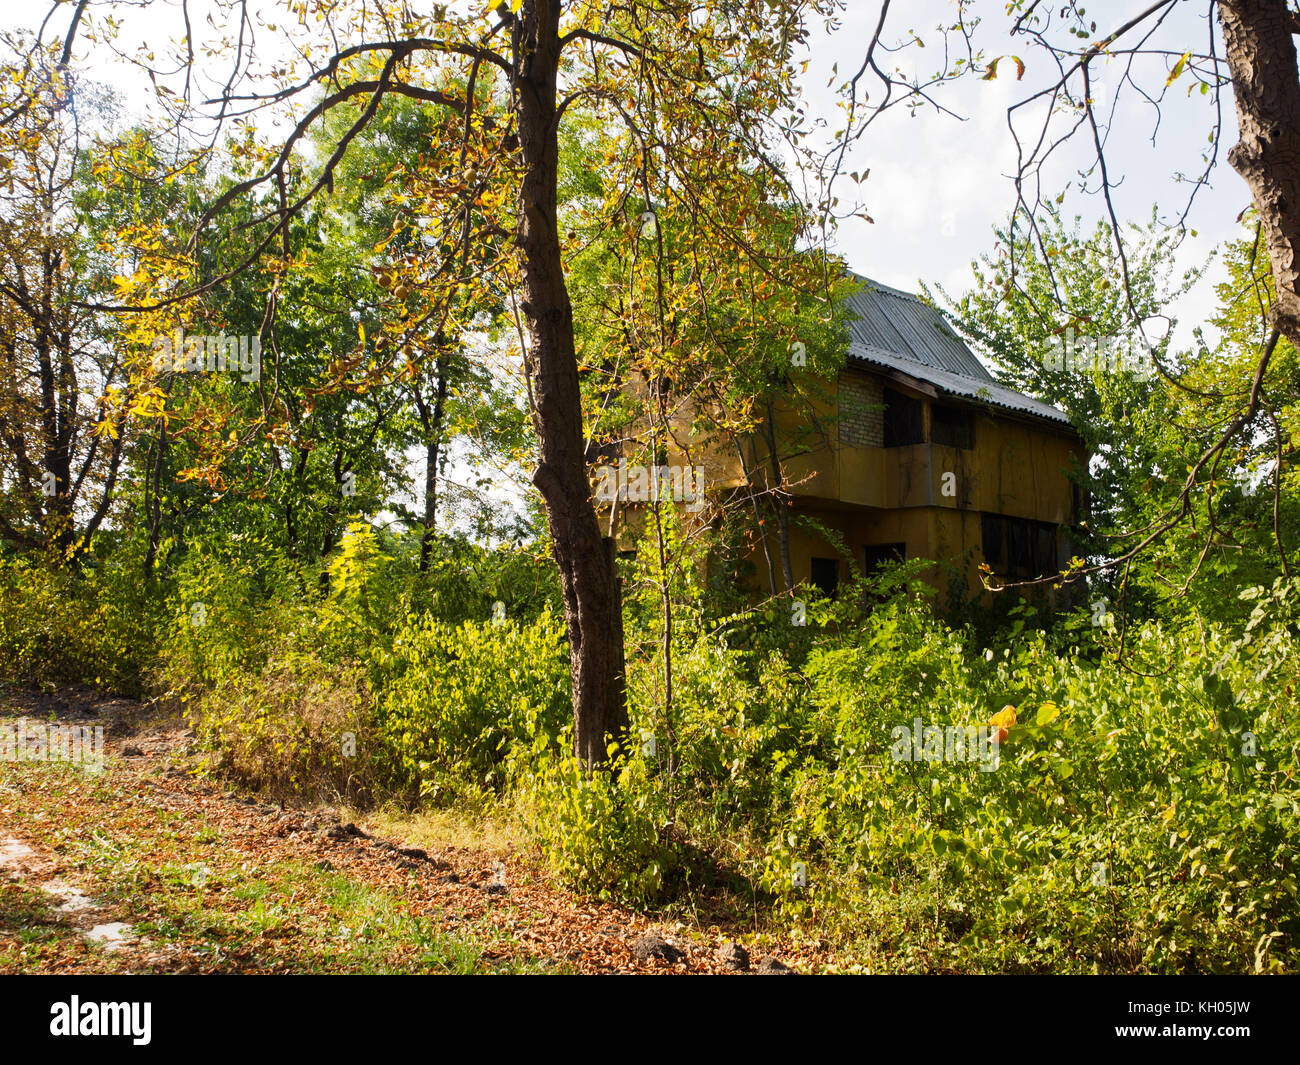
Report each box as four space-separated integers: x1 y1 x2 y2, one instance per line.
848 342 1075 426
843 275 1074 428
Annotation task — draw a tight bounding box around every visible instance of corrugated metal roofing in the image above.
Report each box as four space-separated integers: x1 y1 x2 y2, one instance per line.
843 275 1073 428
844 276 994 380
848 342 1075 426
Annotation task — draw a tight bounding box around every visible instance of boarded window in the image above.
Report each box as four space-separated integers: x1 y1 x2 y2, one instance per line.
931 404 973 449
883 388 924 447
981 514 1059 578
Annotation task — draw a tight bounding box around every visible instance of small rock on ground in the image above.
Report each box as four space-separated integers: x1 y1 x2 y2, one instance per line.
717 941 749 971
631 932 686 964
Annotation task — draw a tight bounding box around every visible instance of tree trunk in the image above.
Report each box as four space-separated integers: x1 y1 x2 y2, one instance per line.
415 354 449 574
36 322 74 556
1220 0 1300 349
764 397 794 593
143 423 167 576
514 1 628 769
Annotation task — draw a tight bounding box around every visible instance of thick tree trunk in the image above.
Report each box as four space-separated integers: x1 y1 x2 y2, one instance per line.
1220 0 1300 349
514 1 628 769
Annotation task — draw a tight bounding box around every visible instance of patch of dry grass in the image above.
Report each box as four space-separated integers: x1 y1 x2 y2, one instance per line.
343 800 525 856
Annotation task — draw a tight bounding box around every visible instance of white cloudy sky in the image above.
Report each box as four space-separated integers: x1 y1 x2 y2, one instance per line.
4 0 1246 305
806 1 1242 307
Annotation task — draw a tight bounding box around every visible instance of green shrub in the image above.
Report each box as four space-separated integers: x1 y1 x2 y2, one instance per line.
28 499 1291 973
511 744 668 901
752 602 1300 973
184 651 383 802
0 551 161 695
155 534 308 697
375 610 572 801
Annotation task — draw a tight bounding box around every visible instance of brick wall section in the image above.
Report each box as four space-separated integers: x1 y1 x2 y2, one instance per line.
839 368 884 448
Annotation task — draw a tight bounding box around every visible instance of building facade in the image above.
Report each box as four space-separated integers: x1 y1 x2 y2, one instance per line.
602 275 1086 604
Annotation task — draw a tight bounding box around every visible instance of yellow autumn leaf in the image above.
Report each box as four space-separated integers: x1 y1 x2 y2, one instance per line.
990 705 1017 730
1167 51 1190 87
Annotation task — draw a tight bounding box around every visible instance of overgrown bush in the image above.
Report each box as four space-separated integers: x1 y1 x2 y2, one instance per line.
511 742 668 901
0 550 162 695
376 610 572 802
532 550 1299 973
157 529 572 805
49 509 1295 974
184 651 384 802
740 597 1296 972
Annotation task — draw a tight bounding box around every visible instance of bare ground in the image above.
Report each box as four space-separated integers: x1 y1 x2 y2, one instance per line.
0 684 817 974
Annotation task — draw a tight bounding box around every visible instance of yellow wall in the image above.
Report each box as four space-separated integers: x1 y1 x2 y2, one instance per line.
603 364 1084 605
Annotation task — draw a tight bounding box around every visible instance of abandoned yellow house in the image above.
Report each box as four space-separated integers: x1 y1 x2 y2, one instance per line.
602 275 1086 603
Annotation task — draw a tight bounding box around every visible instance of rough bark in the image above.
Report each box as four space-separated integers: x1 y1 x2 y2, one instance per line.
514 1 628 769
1220 0 1300 349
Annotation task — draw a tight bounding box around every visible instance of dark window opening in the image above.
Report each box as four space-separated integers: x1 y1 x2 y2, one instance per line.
931 404 974 449
810 557 839 599
1035 526 1056 575
863 542 906 573
980 514 1059 579
981 514 1003 567
883 388 924 447
860 543 906 610
1008 519 1029 573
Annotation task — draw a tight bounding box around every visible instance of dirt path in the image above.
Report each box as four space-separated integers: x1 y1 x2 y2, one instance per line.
0 684 803 974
